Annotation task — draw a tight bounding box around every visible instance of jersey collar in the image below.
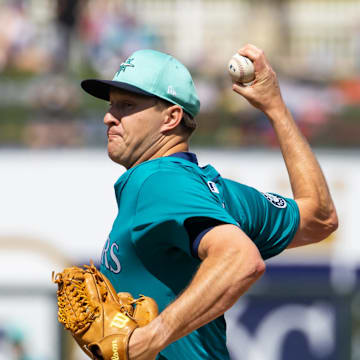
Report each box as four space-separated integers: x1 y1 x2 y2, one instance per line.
168 151 198 165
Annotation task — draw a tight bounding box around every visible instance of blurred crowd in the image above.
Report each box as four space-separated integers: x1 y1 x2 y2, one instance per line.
0 0 160 74
0 0 359 148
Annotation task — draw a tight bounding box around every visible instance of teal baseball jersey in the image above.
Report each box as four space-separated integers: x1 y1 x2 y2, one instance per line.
100 153 300 360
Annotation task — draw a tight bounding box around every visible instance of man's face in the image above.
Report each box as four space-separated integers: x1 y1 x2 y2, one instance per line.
104 89 163 168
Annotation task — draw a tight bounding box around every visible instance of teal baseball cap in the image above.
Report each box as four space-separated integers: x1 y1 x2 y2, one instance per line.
81 49 200 118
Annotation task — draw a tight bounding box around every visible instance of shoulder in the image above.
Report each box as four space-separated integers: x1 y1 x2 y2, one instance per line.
222 177 296 210
222 178 261 199
129 157 203 190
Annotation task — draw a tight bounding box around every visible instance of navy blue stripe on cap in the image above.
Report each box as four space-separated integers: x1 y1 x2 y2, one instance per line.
81 79 154 101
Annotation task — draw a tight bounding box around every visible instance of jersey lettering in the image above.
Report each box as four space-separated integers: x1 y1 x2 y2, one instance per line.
109 243 121 273
101 237 110 269
101 237 122 274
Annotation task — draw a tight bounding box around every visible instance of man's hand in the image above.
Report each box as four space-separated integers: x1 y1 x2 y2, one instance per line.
128 326 159 360
231 44 284 114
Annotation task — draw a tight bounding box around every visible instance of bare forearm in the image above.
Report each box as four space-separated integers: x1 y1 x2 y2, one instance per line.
265 104 333 210
152 252 262 349
130 226 265 357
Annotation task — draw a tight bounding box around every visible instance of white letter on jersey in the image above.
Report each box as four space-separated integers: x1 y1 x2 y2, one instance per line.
101 237 110 269
101 237 121 274
110 243 121 273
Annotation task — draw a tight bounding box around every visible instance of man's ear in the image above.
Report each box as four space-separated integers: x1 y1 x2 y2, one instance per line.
160 105 183 132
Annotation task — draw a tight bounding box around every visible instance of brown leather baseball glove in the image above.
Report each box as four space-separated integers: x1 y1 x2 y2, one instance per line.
52 263 158 360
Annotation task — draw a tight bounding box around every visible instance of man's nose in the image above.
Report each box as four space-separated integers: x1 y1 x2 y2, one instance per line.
103 111 120 126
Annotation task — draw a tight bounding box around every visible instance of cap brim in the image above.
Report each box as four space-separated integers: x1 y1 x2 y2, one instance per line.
81 79 154 101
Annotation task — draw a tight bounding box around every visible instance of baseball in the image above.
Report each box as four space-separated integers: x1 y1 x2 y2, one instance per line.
227 53 255 84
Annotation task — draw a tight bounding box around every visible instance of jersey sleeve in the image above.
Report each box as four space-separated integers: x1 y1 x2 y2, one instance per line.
257 192 300 259
131 171 239 258
222 179 300 260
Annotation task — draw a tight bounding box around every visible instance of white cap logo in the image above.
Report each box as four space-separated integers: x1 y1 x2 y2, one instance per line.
167 85 177 96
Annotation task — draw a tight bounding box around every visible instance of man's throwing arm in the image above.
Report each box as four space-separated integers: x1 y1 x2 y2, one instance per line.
232 44 338 248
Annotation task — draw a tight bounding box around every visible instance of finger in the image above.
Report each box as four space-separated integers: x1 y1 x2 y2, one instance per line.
238 43 263 56
232 82 252 97
237 44 267 73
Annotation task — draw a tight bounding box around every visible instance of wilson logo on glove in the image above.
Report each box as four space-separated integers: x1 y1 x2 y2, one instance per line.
111 339 120 360
111 313 130 329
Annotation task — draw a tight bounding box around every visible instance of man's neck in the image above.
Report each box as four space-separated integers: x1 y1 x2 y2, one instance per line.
129 141 189 169
161 143 189 157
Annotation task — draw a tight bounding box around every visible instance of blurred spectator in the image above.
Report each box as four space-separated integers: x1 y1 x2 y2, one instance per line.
29 75 80 113
79 0 162 76
22 75 84 148
337 78 360 105
54 0 85 72
0 0 53 74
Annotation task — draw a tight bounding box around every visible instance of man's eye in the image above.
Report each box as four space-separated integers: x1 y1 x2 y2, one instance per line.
107 101 134 110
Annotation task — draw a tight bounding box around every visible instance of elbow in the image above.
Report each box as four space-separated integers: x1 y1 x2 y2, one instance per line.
241 256 266 286
228 245 266 287
297 198 339 245
253 258 266 280
327 208 339 233
220 255 265 313
324 209 339 238
311 207 339 243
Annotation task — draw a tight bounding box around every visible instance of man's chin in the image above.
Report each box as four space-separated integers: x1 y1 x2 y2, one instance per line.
108 150 130 168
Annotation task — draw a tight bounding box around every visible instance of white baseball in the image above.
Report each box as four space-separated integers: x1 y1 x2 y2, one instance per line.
227 53 255 84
